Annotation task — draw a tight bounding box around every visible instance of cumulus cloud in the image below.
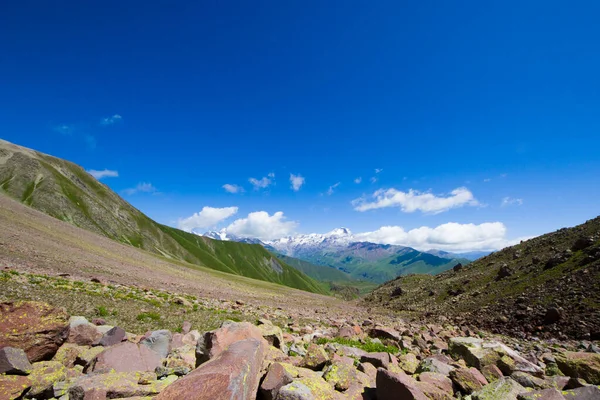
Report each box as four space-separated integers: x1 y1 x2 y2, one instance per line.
123 182 157 195
249 173 275 190
355 222 524 252
370 177 378 183
354 177 362 184
226 211 297 240
375 168 383 174
326 182 341 196
501 197 523 207
290 174 305 191
178 206 238 232
88 169 119 180
223 184 244 194
100 114 123 126
352 187 479 214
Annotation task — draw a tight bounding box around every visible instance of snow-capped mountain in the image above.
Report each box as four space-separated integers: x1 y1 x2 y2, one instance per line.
265 227 356 256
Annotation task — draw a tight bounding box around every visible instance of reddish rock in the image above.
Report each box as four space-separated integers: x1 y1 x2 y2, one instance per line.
95 326 126 347
449 367 488 394
418 372 454 396
0 301 70 362
182 321 192 335
0 375 31 400
361 352 393 369
196 321 265 365
92 342 162 373
67 371 169 399
157 338 267 400
369 327 402 342
376 368 428 400
68 324 103 346
91 318 106 326
0 347 32 375
481 364 504 382
259 362 294 400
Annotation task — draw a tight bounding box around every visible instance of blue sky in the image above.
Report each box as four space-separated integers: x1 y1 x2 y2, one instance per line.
1 1 599 251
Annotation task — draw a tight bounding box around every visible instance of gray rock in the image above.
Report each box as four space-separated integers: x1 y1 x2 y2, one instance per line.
276 382 315 400
0 347 32 375
472 377 526 400
140 329 172 358
563 386 600 399
95 326 126 347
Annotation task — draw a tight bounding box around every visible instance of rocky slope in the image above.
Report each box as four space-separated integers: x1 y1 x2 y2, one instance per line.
364 216 600 340
1 294 599 400
0 139 324 294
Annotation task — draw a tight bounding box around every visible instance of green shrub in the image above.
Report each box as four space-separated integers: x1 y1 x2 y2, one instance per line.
96 306 109 317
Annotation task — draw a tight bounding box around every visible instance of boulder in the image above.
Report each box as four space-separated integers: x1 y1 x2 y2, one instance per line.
52 343 86 368
0 347 32 375
517 388 566 400
140 330 172 358
68 323 103 346
471 377 526 400
259 362 294 400
0 375 31 400
398 353 419 374
360 352 393 370
276 382 315 400
449 367 488 394
258 323 286 352
300 343 329 370
416 356 455 376
369 327 402 342
0 301 69 362
27 360 67 398
196 321 265 366
417 372 454 396
376 368 428 400
156 338 267 400
66 371 174 399
323 361 361 391
448 337 499 369
563 386 600 399
481 364 504 382
95 326 126 347
92 342 162 373
556 351 600 384
510 371 548 389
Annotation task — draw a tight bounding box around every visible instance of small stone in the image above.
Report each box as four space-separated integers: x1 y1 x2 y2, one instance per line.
95 326 126 347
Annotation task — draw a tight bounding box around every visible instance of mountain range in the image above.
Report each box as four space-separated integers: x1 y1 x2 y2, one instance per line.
203 228 472 283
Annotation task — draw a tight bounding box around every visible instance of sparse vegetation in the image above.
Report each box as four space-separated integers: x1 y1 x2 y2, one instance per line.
315 337 399 354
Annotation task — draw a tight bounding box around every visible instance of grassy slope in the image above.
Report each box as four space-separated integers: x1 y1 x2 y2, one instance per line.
0 139 326 295
364 216 600 339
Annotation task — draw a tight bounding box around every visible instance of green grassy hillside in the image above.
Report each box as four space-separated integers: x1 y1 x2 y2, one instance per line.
0 139 326 295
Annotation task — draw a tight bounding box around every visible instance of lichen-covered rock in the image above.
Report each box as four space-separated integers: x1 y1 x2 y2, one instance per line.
0 301 70 362
416 356 455 376
481 364 504 382
195 321 265 366
556 351 600 384
260 362 294 400
66 371 174 399
157 338 267 400
52 343 88 368
562 385 600 399
323 361 359 391
294 375 341 399
448 337 500 370
449 367 488 394
0 347 32 375
417 372 454 396
517 387 565 400
510 371 548 389
276 381 315 400
27 360 67 398
471 377 526 400
67 323 103 346
0 375 31 400
398 353 419 374
300 343 329 371
258 321 286 352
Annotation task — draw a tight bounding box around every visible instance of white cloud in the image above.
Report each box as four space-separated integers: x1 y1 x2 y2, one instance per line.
53 124 74 135
290 174 305 191
223 184 244 194
483 178 491 182
501 197 523 207
100 114 123 126
226 211 297 240
249 174 274 190
88 169 119 180
123 182 157 195
370 177 378 183
375 168 383 174
352 187 479 214
354 177 362 184
326 182 341 196
178 206 238 232
355 222 525 252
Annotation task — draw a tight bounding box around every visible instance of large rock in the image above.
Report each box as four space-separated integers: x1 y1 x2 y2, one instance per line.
276 382 315 400
369 327 402 342
449 367 488 394
300 343 329 370
471 377 526 400
376 368 428 400
417 372 454 396
95 326 126 347
67 324 103 346
92 342 162 373
0 375 31 400
196 321 265 366
260 362 294 400
66 371 174 399
556 351 600 384
157 338 267 400
0 301 69 362
416 356 455 376
27 360 67 398
0 347 32 375
140 330 172 358
517 388 566 400
360 352 394 370
258 321 286 351
563 386 600 399
323 360 362 391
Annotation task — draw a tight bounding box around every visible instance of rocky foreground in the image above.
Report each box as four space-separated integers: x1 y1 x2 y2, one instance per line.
1 301 600 400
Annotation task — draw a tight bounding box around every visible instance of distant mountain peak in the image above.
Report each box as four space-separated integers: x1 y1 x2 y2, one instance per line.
326 227 352 236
